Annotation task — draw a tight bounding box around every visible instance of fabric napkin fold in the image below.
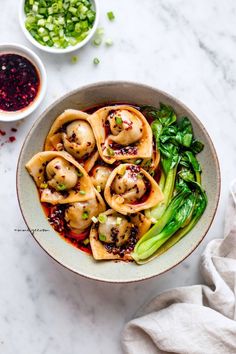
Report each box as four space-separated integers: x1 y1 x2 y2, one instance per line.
122 181 236 354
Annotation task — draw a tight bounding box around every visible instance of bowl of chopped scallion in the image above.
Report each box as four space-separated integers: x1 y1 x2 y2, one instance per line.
19 0 99 53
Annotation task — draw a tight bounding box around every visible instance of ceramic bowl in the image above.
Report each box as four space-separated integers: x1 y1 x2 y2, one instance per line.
17 82 220 283
0 43 47 122
19 0 99 54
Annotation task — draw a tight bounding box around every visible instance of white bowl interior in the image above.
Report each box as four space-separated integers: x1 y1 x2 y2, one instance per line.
0 43 47 121
19 0 99 54
17 82 220 282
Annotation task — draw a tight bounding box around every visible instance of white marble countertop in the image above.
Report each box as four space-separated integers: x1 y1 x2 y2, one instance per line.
1 0 236 353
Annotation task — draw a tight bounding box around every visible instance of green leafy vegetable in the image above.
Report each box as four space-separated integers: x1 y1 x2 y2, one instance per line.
137 102 207 263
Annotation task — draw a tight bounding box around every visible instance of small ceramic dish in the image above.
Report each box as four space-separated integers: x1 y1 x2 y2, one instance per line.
16 82 221 283
19 0 99 54
0 43 47 122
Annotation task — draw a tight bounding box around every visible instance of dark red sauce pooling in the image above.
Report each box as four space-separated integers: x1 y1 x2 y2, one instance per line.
0 54 40 112
42 202 92 255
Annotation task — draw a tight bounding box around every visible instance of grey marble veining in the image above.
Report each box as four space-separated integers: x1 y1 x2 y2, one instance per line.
1 0 236 353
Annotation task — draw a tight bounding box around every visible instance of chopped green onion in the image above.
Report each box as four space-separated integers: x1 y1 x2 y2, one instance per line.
144 159 152 167
91 216 98 223
71 55 78 63
79 190 86 195
24 0 96 49
119 165 126 176
115 116 122 124
105 38 113 46
93 38 102 46
135 159 142 165
57 183 67 191
106 146 114 156
96 27 104 36
96 185 101 193
83 238 90 245
116 217 122 225
93 57 100 65
99 234 106 242
82 211 89 220
98 214 107 224
107 11 115 21
76 169 83 176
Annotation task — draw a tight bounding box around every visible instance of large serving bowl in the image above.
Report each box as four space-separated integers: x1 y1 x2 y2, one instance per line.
17 82 220 283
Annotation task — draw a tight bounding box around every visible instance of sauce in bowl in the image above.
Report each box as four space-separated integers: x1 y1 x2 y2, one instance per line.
0 53 40 112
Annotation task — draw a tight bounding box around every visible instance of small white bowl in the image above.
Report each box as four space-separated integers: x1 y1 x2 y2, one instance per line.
19 0 99 54
0 43 47 122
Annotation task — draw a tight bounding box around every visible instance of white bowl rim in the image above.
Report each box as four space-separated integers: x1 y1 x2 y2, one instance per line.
0 43 47 122
16 81 221 283
19 0 99 54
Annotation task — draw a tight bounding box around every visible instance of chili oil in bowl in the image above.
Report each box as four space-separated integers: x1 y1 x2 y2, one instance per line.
0 43 47 121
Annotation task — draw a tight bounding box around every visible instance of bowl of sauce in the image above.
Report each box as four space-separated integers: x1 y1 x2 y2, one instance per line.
0 43 47 121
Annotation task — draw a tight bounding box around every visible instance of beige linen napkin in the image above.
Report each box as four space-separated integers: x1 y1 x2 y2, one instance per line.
122 181 236 354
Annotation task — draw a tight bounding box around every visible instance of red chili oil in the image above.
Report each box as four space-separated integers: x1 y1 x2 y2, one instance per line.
41 202 92 255
0 54 40 112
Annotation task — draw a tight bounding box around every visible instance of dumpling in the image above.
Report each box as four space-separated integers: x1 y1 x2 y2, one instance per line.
46 157 78 191
104 163 164 214
90 165 112 191
65 189 106 233
25 151 95 205
89 209 151 260
44 109 98 172
87 105 153 164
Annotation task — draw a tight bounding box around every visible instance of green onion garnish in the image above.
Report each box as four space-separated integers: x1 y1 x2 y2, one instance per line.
82 211 89 220
93 38 102 46
135 159 142 165
83 238 90 245
98 214 107 224
93 57 100 65
105 38 113 47
79 190 86 195
99 234 106 242
76 170 83 177
57 183 67 191
91 216 98 223
107 146 115 156
96 185 101 193
71 55 78 64
115 116 122 125
24 0 96 49
107 11 115 21
116 217 122 225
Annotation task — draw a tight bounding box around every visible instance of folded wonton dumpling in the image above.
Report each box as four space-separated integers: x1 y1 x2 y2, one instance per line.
89 209 152 260
25 151 95 205
87 105 153 164
44 109 98 172
65 189 106 234
104 163 164 214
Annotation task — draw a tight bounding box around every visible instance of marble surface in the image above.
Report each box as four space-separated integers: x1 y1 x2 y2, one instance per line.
1 0 236 353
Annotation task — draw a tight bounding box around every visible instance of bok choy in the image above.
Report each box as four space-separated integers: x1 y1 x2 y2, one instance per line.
132 103 207 264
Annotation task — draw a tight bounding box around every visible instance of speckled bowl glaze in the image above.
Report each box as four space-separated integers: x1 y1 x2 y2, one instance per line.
17 82 221 283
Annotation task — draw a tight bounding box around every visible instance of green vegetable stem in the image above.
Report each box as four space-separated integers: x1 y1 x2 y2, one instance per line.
132 194 196 262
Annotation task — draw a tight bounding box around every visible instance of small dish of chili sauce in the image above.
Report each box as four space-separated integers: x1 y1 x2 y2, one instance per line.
0 43 47 122
0 54 40 112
